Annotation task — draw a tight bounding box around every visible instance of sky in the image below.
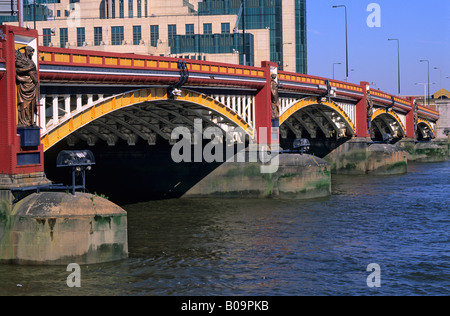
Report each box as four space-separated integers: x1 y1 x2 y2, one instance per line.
306 0 450 96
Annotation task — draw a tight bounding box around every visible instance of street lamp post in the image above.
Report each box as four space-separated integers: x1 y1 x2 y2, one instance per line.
434 67 442 100
388 39 400 95
333 62 341 80
415 83 427 107
333 5 348 82
420 59 430 105
415 82 435 107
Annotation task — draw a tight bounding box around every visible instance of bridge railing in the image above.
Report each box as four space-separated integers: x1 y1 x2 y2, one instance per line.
277 70 364 127
37 46 438 136
38 46 265 87
278 70 364 96
417 105 440 121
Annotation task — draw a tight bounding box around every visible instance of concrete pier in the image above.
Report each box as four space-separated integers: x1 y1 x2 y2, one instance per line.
0 189 128 265
324 138 407 175
184 153 331 200
400 138 447 162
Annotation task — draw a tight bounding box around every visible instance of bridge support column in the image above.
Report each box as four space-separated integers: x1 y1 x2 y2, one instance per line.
399 105 446 162
0 25 128 265
183 150 331 200
0 191 128 265
0 25 47 185
399 138 446 162
355 82 370 138
254 61 277 144
324 137 407 175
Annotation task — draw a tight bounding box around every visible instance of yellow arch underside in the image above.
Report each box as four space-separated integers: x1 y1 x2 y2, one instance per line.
279 96 356 132
41 88 254 151
417 118 435 135
371 108 406 136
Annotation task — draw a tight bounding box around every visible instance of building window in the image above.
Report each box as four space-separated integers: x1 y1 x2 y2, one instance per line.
111 0 116 18
60 28 68 48
221 23 230 34
185 24 194 35
111 26 124 45
119 0 124 18
203 23 212 34
42 28 51 47
150 25 159 47
128 0 133 17
76 27 85 47
94 27 103 46
137 0 142 18
133 25 142 45
168 24 177 41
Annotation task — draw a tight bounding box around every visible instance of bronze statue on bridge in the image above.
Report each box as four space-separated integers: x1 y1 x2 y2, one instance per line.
270 73 280 127
15 46 39 127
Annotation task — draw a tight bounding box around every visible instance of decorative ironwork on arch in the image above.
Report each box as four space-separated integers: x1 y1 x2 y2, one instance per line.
370 108 406 138
41 88 254 151
417 118 435 138
279 96 356 138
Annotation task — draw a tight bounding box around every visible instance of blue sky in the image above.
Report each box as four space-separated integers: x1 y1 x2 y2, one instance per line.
306 0 450 96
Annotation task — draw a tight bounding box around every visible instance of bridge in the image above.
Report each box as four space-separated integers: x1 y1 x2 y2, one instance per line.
0 25 443 265
0 25 441 202
37 46 439 151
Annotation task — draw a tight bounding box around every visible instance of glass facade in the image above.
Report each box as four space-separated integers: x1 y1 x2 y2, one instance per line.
196 0 307 73
295 0 307 73
170 33 254 65
0 0 53 23
197 0 282 68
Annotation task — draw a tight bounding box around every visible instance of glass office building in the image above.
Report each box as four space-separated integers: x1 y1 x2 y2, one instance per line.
170 32 254 66
193 0 307 73
295 0 307 74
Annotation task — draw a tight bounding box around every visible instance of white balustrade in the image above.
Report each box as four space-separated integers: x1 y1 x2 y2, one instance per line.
40 93 106 135
212 94 255 129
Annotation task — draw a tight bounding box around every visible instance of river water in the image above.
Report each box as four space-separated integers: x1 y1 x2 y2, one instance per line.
0 161 448 296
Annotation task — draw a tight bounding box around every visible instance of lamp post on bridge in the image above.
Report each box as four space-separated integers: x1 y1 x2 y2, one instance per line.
333 5 348 83
434 67 442 100
420 59 430 106
333 62 341 80
388 38 400 95
415 82 435 107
